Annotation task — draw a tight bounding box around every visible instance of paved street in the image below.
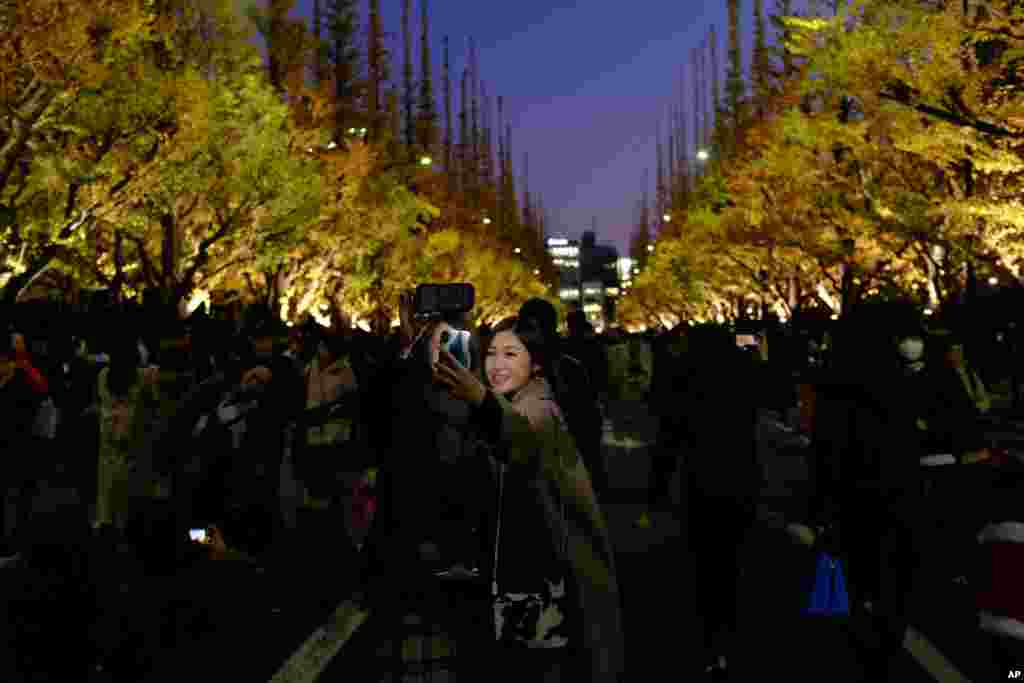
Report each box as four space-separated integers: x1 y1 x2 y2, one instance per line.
304 404 986 682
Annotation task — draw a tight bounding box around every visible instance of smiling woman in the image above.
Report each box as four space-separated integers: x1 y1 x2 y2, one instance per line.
485 320 542 397
431 315 624 681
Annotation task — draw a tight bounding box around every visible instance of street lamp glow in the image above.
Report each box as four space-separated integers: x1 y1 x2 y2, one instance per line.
514 247 521 254
533 269 540 275
419 156 433 166
326 141 338 150
662 214 672 222
348 128 357 135
989 277 999 285
696 148 710 162
647 244 654 252
482 217 492 225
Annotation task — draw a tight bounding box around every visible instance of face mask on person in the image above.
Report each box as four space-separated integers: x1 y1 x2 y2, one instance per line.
898 337 924 362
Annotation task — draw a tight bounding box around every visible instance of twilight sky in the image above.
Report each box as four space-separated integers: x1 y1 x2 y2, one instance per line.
289 0 779 255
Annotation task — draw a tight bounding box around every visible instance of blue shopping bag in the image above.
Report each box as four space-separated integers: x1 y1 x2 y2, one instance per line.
802 552 850 617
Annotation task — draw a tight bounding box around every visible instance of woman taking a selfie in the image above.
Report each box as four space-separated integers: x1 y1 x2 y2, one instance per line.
433 315 624 683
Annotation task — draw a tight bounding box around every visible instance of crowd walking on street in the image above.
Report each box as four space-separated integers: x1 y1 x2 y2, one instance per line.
1 293 1024 682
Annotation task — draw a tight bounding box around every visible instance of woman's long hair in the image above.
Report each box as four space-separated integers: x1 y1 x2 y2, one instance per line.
488 315 572 424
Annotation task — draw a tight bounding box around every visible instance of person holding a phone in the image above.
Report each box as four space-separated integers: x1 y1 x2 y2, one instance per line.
360 287 485 593
432 315 624 683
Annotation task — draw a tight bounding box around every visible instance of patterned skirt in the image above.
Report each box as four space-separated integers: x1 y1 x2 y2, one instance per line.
493 574 576 649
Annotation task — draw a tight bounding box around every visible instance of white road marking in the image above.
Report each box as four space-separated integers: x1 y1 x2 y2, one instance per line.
903 625 972 683
268 600 370 683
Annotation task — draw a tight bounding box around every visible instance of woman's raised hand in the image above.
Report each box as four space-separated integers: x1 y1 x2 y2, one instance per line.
433 349 487 407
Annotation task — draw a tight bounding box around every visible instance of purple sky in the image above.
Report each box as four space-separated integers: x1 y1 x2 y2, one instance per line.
289 1 780 255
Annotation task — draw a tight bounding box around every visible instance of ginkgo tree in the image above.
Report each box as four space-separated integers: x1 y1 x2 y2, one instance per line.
0 0 268 306
82 61 322 317
0 0 172 303
774 0 1024 307
623 0 1024 324
2 0 559 327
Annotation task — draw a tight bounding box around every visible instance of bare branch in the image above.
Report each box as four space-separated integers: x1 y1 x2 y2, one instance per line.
878 89 1017 138
0 84 55 191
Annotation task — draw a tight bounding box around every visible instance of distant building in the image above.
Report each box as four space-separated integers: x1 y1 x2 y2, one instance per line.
547 230 620 329
617 257 637 289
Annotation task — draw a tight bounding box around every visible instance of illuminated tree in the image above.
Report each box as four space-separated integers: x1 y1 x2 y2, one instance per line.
0 0 216 303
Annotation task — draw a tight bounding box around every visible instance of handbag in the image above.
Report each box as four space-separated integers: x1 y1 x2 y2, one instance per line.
803 551 850 617
490 461 572 648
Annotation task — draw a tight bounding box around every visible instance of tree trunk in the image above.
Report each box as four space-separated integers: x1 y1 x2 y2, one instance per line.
966 259 978 308
926 254 942 308
111 229 126 304
1 247 58 306
840 261 855 315
160 212 178 294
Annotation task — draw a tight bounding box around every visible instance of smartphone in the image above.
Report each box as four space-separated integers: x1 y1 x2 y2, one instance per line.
736 334 757 348
441 328 472 369
189 528 207 543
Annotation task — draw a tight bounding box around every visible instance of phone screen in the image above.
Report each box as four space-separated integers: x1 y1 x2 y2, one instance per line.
443 329 472 370
438 327 473 370
189 528 207 543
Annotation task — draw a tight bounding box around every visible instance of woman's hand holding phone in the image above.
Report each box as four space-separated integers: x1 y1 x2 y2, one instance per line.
433 349 487 407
